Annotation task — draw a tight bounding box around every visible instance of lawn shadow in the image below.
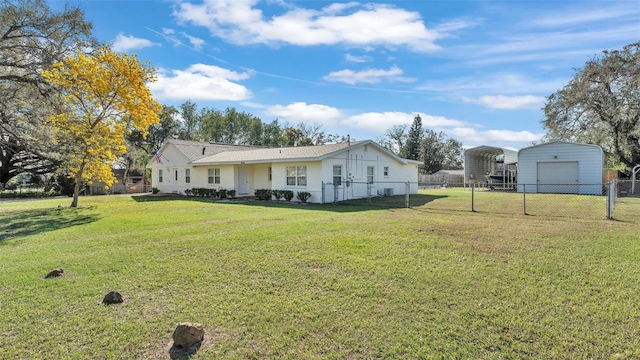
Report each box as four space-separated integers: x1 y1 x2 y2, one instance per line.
130 193 447 213
0 207 100 244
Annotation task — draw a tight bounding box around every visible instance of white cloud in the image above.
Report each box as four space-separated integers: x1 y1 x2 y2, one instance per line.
419 73 564 96
345 53 372 63
112 33 158 52
181 32 206 50
448 127 544 147
463 95 545 110
530 6 634 28
345 112 469 133
265 102 342 126
148 64 252 101
323 66 416 85
174 0 442 51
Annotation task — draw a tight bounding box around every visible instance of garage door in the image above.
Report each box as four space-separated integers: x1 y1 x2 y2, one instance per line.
537 161 579 193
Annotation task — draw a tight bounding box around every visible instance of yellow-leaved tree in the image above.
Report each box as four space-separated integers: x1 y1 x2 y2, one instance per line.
41 46 161 207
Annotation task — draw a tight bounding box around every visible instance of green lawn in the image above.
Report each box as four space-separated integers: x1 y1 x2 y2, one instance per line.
1 193 639 359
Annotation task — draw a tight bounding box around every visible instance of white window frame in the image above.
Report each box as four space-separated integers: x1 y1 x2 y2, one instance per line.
367 166 374 184
384 166 389 177
185 169 191 183
268 167 272 181
158 169 163 183
333 165 342 185
286 166 307 187
208 168 220 184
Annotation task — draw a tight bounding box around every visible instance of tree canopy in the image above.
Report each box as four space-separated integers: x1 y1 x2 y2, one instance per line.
41 46 161 207
0 0 95 188
378 118 463 174
542 42 640 174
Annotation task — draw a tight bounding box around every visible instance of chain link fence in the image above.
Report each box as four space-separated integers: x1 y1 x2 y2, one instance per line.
609 180 640 222
324 180 638 222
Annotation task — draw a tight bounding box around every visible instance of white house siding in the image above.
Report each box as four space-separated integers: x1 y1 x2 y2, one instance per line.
321 145 418 203
250 163 272 195
517 141 603 194
189 165 236 192
151 145 192 193
271 161 324 203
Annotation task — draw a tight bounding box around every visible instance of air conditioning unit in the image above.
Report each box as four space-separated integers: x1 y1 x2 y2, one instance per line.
383 188 394 196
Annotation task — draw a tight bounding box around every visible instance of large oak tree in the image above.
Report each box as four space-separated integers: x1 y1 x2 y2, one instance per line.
542 42 640 174
0 0 95 188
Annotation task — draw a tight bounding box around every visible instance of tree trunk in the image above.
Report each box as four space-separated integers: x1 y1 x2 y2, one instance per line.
123 167 129 194
70 173 82 208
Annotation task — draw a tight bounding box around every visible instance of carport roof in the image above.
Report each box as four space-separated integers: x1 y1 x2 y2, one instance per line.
464 145 518 164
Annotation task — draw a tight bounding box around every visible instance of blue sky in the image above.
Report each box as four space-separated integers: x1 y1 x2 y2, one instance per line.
50 0 639 149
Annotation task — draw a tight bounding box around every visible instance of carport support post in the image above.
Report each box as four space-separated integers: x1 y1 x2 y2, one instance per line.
321 182 325 204
405 182 410 208
523 184 527 215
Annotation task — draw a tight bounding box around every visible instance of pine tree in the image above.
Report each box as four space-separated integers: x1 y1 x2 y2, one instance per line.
402 114 423 160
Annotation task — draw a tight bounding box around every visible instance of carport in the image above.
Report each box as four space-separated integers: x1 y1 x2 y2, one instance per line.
464 146 518 185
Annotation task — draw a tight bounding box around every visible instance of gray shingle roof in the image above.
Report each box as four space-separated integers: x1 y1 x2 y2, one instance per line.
192 141 367 164
167 139 260 162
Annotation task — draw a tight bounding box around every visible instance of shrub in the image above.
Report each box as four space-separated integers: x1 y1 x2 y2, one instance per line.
4 181 18 191
152 187 159 194
296 191 312 203
283 190 294 201
272 189 284 201
227 189 236 198
219 188 227 199
184 189 193 196
255 189 271 200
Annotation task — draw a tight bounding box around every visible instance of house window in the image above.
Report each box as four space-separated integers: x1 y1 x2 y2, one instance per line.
367 166 374 184
286 166 307 186
185 169 191 183
208 168 220 184
333 165 342 185
175 170 178 181
364 145 368 152
384 166 389 177
268 167 272 181
158 169 163 183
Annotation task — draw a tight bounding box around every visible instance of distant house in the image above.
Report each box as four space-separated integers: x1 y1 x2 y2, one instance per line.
85 169 147 195
146 139 420 203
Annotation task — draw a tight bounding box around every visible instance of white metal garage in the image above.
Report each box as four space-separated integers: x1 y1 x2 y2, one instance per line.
517 141 603 194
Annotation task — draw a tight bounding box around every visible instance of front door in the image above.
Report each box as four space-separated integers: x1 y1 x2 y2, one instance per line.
238 166 249 195
172 168 179 193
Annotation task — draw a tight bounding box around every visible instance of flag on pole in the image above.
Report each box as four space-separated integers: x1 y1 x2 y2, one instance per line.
154 150 163 164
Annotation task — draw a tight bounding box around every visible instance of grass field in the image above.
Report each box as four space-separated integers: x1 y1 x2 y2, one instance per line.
1 192 639 359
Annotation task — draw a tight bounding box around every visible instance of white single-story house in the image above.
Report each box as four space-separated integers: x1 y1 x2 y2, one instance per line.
517 141 604 194
146 139 420 203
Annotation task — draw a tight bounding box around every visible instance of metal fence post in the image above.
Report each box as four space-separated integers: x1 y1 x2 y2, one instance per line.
523 184 527 215
471 182 475 212
607 180 615 220
405 181 410 208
